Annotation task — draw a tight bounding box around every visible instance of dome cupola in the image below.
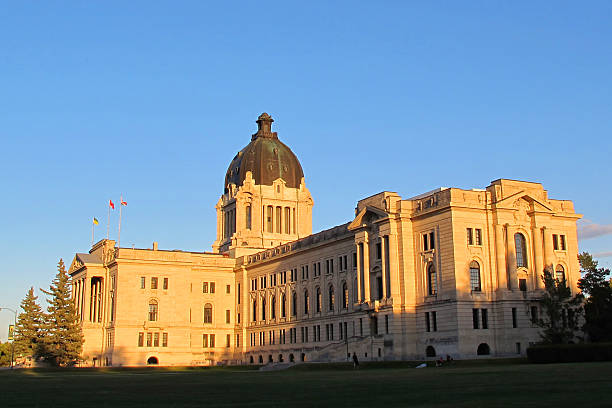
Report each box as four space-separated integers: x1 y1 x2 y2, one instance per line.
224 113 304 193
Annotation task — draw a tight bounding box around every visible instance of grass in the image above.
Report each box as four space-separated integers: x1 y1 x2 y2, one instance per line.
1 360 611 407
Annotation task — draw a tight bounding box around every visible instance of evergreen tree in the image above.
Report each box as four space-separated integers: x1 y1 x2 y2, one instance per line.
535 268 583 344
578 252 612 342
0 342 12 366
41 259 84 366
13 287 44 360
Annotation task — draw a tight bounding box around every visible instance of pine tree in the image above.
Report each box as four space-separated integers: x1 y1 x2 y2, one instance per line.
13 287 44 361
41 259 84 366
578 252 612 342
535 268 583 344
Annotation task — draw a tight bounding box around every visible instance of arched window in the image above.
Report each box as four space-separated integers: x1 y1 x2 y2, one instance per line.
252 300 257 322
148 300 158 321
477 343 490 355
270 295 276 319
342 282 349 309
556 265 566 286
426 346 436 357
281 293 286 318
249 355 254 364
316 287 322 313
289 353 295 362
304 290 309 314
427 263 437 296
514 233 528 268
469 261 481 292
292 291 297 316
328 285 335 312
301 353 306 362
258 355 263 364
268 354 273 363
261 297 266 321
204 303 213 324
278 354 284 362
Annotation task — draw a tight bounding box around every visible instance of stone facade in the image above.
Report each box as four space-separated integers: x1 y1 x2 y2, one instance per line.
68 114 582 366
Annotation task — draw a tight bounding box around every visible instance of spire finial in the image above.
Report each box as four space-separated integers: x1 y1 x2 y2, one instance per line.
252 113 277 140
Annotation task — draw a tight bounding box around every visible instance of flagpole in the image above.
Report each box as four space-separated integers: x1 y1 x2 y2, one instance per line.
118 195 122 248
91 220 94 247
107 202 110 240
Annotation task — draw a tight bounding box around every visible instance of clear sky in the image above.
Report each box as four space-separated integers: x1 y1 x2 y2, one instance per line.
1 1 611 340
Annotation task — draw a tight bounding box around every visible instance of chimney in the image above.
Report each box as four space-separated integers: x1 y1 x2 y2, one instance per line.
153 242 158 251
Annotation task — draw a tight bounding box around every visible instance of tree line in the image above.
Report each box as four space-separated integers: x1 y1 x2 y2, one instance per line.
7 259 83 367
535 252 612 344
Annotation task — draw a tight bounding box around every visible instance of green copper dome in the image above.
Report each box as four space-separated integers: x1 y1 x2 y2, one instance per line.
224 113 304 193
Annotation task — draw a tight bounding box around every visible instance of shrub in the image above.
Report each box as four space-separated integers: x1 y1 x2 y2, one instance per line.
527 343 612 363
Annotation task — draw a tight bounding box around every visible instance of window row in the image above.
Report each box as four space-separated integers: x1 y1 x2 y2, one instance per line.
467 228 482 246
264 205 296 234
138 332 168 347
425 311 437 332
203 333 231 348
140 277 169 290
472 308 489 329
251 283 352 322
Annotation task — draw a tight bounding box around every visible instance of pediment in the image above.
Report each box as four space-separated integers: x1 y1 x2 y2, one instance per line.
348 206 388 230
68 255 85 274
494 190 553 212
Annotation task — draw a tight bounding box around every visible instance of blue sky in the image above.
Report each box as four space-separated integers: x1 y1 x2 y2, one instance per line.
1 1 611 340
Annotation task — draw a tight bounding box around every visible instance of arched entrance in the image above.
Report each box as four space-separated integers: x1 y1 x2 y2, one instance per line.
147 356 159 365
477 343 490 355
426 346 436 357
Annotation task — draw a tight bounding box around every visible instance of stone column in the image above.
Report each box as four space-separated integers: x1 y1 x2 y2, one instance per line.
356 243 363 302
507 225 518 290
542 226 554 274
494 224 508 290
532 226 544 289
363 236 371 303
381 235 388 299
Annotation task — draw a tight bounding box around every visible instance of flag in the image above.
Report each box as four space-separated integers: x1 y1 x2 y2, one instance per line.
93 217 99 225
121 199 127 206
109 200 115 209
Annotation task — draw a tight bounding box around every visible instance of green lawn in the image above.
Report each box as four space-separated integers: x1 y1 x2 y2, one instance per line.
1 361 611 407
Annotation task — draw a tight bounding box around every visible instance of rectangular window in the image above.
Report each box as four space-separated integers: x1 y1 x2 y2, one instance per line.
226 284 231 294
423 233 429 251
352 252 357 268
163 278 168 290
531 306 539 324
146 332 152 347
385 314 389 334
154 332 159 347
512 307 517 328
560 235 566 250
203 334 208 348
339 322 343 339
519 279 527 292
425 312 430 332
305 327 309 343
210 334 215 348
162 332 168 347
481 309 488 329
138 332 144 347
467 228 473 245
475 229 482 245
266 206 273 233
210 282 216 293
516 342 521 354
140 277 145 289
226 309 231 324
473 309 480 329
429 232 435 249
236 334 240 348
553 234 559 250
203 282 208 293
432 311 437 332
238 283 241 303
151 277 158 289
359 318 363 336
376 242 382 259
226 334 231 348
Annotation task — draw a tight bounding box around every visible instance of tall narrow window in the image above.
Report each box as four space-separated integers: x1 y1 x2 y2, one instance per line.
138 332 144 347
512 307 517 328
470 261 481 292
304 290 310 314
226 309 231 324
555 265 566 286
432 311 437 332
481 309 488 329
252 300 257 322
148 300 158 321
140 277 145 289
560 235 566 250
429 232 435 249
284 207 291 234
292 208 296 234
475 229 482 245
553 234 559 250
328 285 335 311
281 293 286 317
316 287 322 313
425 312 430 332
427 263 437 296
514 233 528 268
245 204 252 230
275 206 282 233
467 228 473 245
292 291 297 316
151 277 158 290
163 278 168 290
266 206 273 233
261 298 266 321
472 308 480 329
204 303 213 324
271 295 276 319
342 282 349 309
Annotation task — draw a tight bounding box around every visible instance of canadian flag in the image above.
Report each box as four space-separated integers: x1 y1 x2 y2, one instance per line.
109 200 115 210
121 199 127 206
